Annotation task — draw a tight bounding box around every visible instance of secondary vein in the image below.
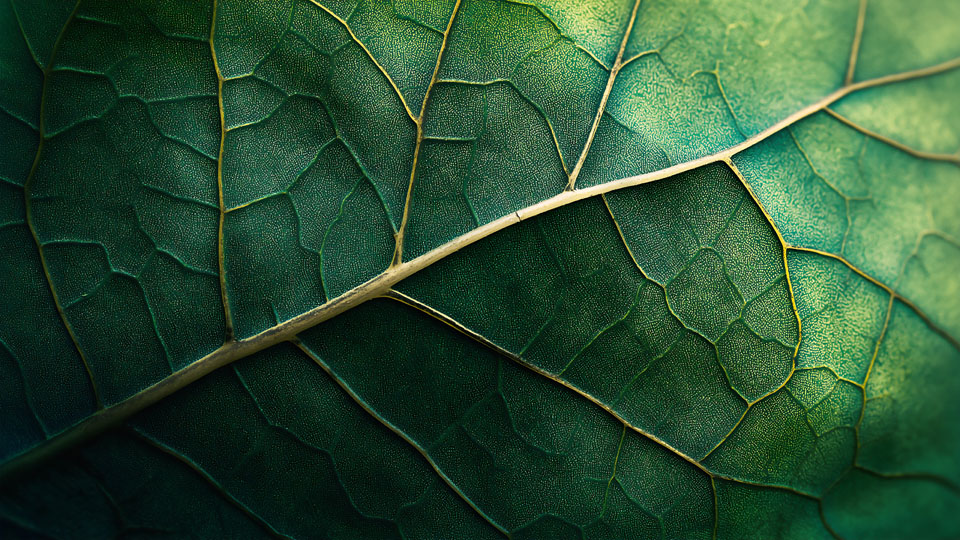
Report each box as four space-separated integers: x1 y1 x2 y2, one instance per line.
20 0 102 410
567 0 643 190
209 0 235 341
392 0 462 266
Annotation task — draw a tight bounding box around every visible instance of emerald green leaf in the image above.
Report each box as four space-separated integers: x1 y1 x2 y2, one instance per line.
1 0 958 537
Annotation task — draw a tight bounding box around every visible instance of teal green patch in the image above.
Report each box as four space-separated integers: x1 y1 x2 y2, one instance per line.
860 302 960 485
824 469 960 539
715 481 832 540
787 249 888 382
703 389 855 496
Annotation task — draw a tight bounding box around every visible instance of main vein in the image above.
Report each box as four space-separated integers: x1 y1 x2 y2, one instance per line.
2 55 959 485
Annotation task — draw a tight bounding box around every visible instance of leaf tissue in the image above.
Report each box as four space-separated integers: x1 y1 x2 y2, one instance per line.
1 0 959 538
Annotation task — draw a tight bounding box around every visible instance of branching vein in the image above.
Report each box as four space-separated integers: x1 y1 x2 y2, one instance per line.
380 290 822 502
392 0 462 266
291 337 510 537
845 0 868 85
824 107 960 165
20 0 102 409
567 0 642 190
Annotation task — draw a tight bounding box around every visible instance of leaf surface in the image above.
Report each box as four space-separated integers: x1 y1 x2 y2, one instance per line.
1 0 959 537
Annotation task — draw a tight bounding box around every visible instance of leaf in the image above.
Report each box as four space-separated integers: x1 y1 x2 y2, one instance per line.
1 0 959 537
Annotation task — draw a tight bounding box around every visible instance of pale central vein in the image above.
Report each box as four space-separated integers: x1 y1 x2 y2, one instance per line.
2 55 959 485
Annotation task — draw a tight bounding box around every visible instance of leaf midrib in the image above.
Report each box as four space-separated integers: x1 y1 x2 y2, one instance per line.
2 55 959 486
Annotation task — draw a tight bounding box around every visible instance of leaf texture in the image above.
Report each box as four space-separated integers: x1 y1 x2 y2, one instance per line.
1 0 959 538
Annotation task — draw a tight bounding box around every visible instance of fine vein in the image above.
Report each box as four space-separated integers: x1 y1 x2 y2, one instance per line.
787 246 960 352
129 427 293 538
381 290 710 477
381 290 821 501
304 0 416 122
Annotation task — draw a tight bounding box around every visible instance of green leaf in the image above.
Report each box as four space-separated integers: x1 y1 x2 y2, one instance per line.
1 0 959 537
